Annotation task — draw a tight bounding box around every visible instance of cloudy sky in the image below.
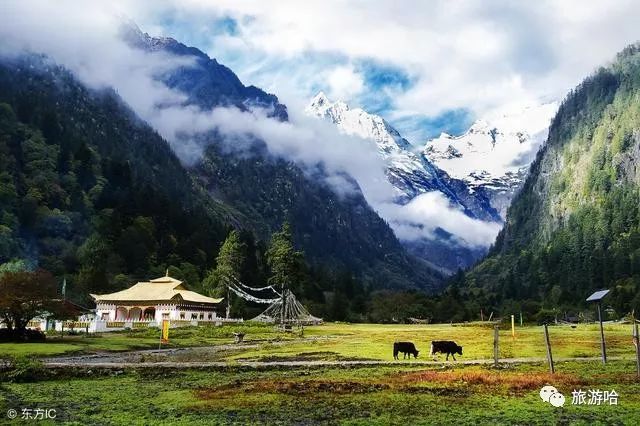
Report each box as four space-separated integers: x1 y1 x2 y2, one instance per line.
127 0 640 143
1 0 639 248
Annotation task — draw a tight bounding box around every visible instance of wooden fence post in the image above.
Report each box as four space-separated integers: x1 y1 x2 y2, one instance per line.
633 322 640 378
544 324 555 374
493 325 499 367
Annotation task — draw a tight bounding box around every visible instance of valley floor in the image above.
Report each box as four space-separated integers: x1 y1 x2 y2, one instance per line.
1 323 639 424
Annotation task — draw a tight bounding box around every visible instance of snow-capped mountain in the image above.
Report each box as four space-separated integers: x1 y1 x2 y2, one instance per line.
306 92 499 222
423 102 558 218
306 92 502 273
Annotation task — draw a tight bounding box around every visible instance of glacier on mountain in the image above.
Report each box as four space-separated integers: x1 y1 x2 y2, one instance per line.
306 92 507 272
306 92 499 222
422 102 558 218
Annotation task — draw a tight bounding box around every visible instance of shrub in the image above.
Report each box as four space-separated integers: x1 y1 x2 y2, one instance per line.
535 309 557 325
1 355 46 382
0 328 46 342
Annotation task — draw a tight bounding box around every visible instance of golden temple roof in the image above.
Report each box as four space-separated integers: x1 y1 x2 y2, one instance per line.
90 275 223 305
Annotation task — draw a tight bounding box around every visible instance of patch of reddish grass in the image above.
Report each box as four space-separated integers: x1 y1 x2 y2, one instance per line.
398 369 584 392
194 369 590 402
585 373 640 385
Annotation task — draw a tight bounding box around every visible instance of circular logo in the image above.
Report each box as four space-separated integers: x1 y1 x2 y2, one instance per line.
7 409 17 419
549 392 566 407
539 385 558 402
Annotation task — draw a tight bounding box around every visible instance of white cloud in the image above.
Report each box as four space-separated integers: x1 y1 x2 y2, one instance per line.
378 193 502 247
6 0 634 125
133 0 640 123
326 64 364 100
3 0 637 251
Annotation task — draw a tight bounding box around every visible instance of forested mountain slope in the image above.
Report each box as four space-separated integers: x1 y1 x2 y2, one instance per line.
195 145 435 289
0 56 232 296
0 53 439 305
464 44 640 315
121 25 441 290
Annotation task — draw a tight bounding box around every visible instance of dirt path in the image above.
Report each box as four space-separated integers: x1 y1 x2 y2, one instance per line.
43 343 259 365
42 347 625 369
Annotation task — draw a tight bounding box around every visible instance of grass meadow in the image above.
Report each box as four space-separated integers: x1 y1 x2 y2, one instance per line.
1 321 636 361
1 322 639 424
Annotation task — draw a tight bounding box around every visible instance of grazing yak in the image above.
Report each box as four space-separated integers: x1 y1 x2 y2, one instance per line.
430 340 463 361
393 341 419 359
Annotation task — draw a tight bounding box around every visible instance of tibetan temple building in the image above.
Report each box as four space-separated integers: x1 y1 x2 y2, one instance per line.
91 274 224 323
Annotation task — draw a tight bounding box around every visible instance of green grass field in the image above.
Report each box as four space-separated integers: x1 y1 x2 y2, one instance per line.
224 322 638 362
1 322 636 361
1 361 638 424
1 322 639 424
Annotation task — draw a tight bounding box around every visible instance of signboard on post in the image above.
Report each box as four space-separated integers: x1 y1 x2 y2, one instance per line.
586 289 610 364
159 319 170 348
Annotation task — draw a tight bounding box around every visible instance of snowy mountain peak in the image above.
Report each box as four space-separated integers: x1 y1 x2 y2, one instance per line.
309 91 330 109
119 20 181 53
305 93 510 271
306 92 411 154
468 119 491 133
424 102 557 176
423 101 558 217
306 92 500 217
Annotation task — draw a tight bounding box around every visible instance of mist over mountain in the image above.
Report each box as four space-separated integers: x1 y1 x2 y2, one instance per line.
306 92 511 272
2 1 639 319
0 20 443 304
118 24 440 289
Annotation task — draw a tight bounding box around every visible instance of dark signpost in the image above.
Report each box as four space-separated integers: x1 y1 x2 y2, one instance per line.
586 289 610 364
543 323 555 373
493 325 499 367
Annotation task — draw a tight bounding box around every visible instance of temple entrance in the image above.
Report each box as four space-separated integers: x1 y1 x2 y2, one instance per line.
143 307 156 320
128 307 142 320
115 307 128 320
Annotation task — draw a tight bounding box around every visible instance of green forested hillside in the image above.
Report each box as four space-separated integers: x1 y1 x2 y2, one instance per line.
463 44 640 318
129 24 440 291
0 55 441 322
196 144 438 290
0 57 234 297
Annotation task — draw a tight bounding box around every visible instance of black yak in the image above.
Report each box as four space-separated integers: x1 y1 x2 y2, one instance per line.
430 340 463 360
393 341 419 359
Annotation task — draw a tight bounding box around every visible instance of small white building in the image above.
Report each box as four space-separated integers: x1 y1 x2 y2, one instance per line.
91 274 224 324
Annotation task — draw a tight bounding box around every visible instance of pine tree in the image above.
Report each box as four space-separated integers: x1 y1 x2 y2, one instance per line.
203 230 246 298
266 222 304 295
